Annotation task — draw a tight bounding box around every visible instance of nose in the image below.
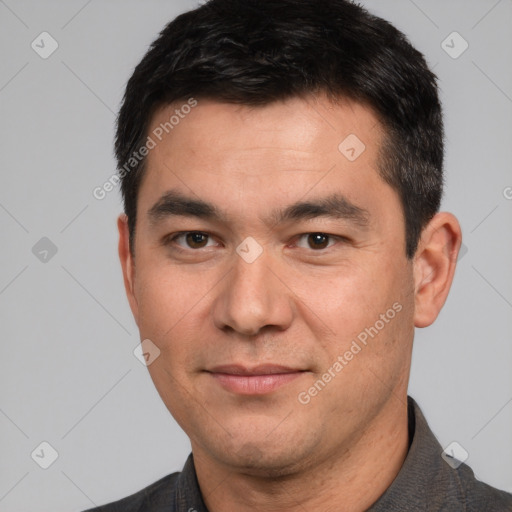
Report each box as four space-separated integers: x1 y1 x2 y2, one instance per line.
212 245 294 337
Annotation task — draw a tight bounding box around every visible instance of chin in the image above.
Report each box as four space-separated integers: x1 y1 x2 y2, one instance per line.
231 447 305 478
209 430 316 479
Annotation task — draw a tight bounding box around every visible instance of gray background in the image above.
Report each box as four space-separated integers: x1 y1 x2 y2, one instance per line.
1 0 511 510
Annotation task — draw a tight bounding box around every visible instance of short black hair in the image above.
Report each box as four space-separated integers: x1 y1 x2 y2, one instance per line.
115 0 444 259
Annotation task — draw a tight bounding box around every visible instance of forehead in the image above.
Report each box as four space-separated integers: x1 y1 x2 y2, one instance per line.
138 94 399 232
146 95 383 172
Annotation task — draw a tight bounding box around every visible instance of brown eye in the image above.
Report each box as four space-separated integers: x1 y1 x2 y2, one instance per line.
306 233 330 249
293 232 348 252
166 231 215 250
184 232 209 248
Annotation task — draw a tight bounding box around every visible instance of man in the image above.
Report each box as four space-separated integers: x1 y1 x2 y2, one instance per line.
86 0 512 510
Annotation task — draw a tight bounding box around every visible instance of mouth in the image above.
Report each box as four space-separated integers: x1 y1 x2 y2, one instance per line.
205 364 308 395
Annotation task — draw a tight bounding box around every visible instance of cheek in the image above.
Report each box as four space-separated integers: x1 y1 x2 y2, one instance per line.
134 264 198 342
291 263 390 327
306 261 411 353
133 262 219 368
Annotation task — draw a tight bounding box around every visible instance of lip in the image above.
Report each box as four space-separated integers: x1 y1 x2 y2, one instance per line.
206 365 307 395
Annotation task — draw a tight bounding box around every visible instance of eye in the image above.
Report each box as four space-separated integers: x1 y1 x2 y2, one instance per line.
295 232 339 250
166 231 217 250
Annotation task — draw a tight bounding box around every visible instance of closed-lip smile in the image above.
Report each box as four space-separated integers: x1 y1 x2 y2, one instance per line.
205 364 307 394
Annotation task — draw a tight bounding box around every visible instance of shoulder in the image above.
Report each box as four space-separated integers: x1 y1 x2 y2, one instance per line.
81 471 181 512
370 397 512 511
456 463 512 511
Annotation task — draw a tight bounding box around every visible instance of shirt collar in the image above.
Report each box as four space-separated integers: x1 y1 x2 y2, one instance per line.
368 396 464 511
173 453 209 512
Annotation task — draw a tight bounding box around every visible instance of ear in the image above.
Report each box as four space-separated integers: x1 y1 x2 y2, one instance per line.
117 213 139 326
413 212 462 328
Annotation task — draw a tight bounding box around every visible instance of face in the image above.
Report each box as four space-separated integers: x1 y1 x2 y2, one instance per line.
120 95 419 476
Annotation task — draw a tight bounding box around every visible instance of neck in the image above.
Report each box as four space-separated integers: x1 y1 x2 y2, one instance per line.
192 395 410 512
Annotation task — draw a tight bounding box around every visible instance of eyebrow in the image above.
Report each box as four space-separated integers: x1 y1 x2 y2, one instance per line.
147 189 370 229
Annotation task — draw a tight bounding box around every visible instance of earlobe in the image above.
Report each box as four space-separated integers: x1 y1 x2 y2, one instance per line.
413 212 462 328
117 213 139 326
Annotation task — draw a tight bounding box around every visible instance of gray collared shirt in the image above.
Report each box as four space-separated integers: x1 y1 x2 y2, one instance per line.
85 396 512 511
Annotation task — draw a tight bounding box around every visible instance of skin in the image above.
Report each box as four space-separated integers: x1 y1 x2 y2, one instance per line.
118 94 462 511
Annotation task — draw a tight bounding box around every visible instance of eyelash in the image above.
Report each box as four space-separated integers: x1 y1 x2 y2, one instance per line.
163 231 347 252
